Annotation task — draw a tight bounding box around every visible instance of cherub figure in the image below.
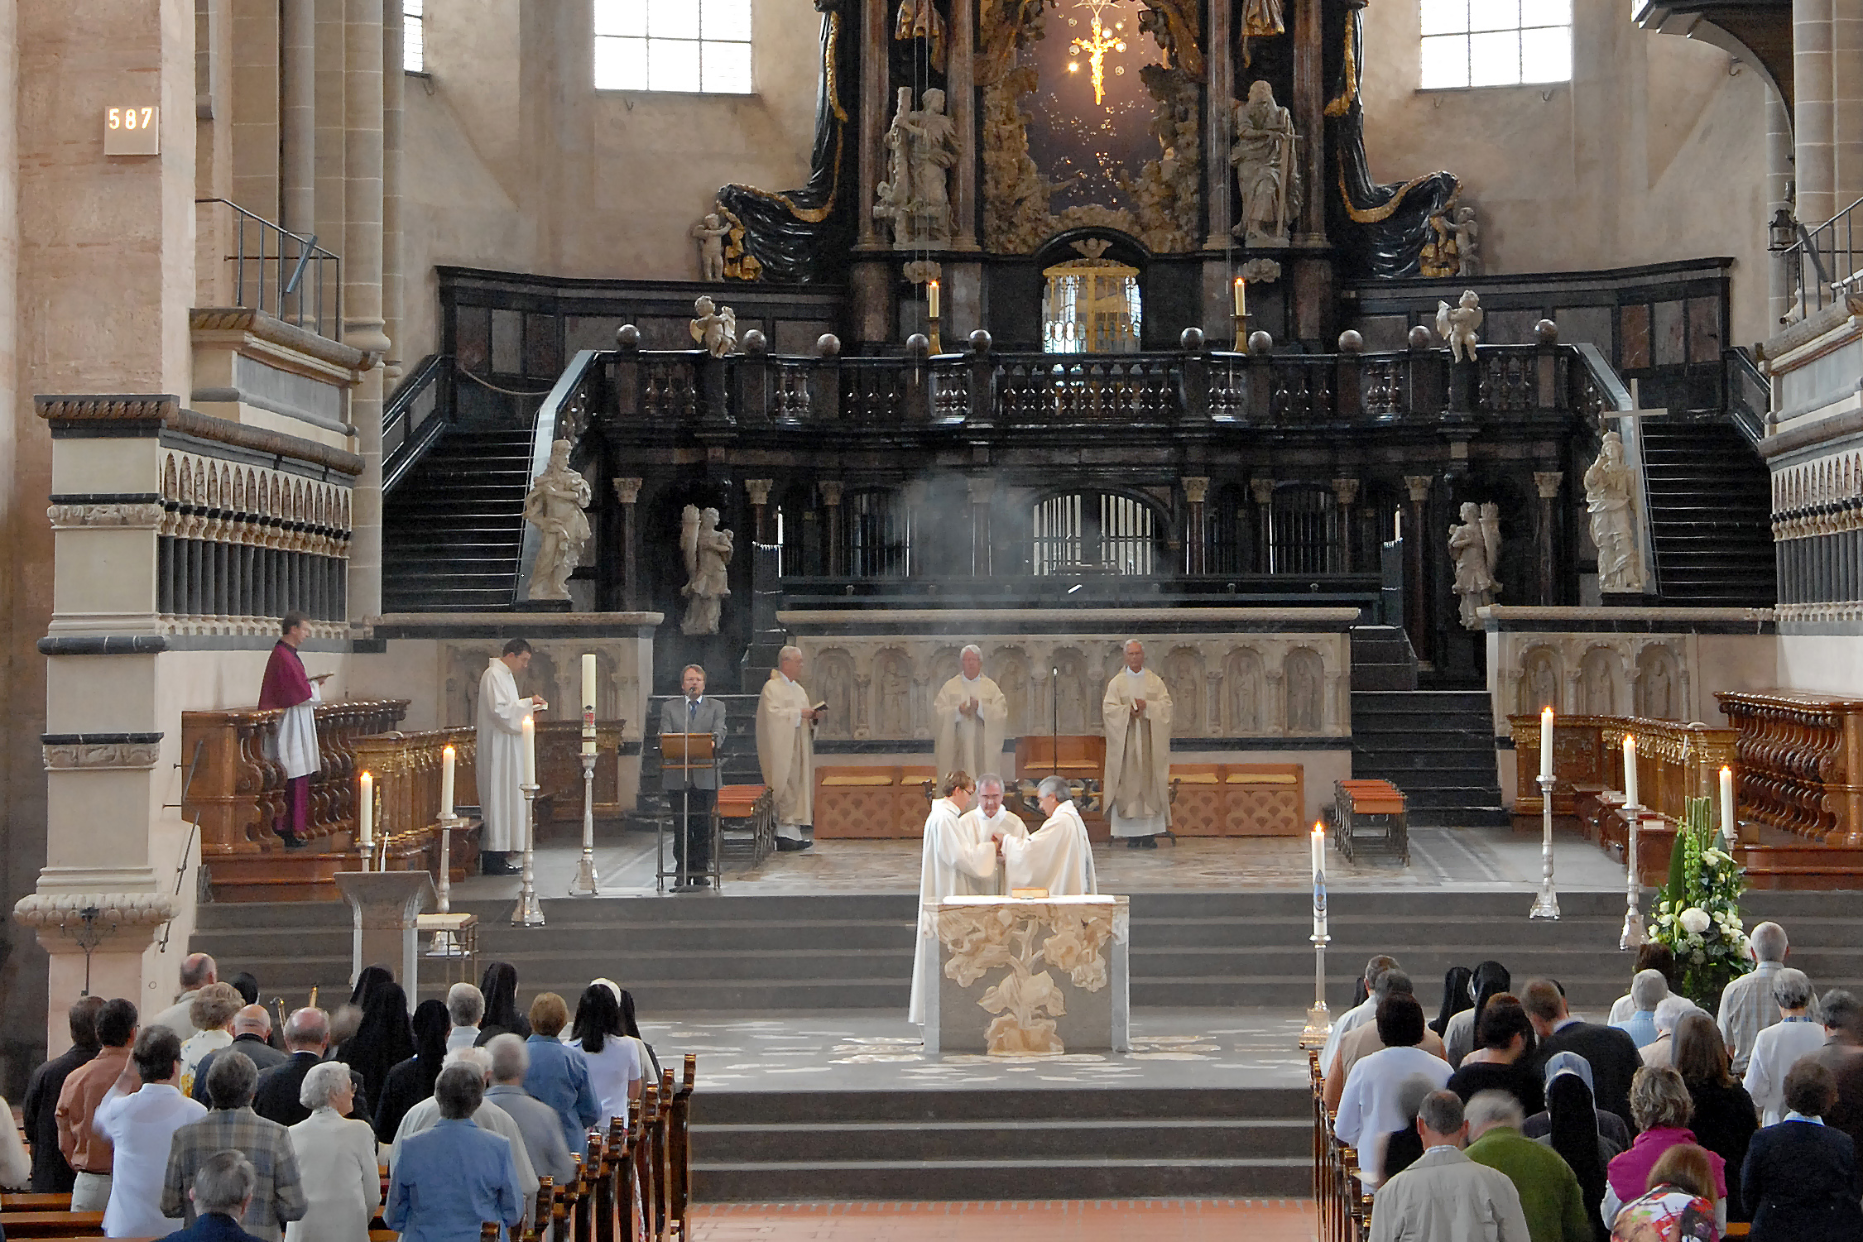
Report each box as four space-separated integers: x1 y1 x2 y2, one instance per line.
1435 289 1484 363
690 295 737 358
689 211 731 282
1453 207 1481 277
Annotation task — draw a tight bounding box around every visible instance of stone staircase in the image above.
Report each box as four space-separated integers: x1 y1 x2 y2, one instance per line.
1349 689 1506 827
1639 416 1777 608
382 428 533 612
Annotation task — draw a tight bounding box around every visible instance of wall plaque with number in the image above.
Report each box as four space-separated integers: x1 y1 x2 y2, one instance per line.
104 105 159 155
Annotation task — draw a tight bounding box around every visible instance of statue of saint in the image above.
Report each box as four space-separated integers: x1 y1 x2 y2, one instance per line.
1447 500 1501 629
1586 431 1646 592
1230 81 1299 246
522 440 592 602
679 505 735 636
875 88 960 247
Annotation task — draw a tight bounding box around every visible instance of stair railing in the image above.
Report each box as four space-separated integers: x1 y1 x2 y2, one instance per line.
1573 342 1661 598
1724 347 1769 446
511 350 610 607
383 353 452 495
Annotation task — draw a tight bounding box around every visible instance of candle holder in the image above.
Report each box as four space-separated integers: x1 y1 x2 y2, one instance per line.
428 813 466 956
357 833 373 873
1619 802 1647 949
1529 773 1560 920
512 783 545 927
928 312 943 356
1300 932 1332 1049
1232 312 1250 353
569 751 601 897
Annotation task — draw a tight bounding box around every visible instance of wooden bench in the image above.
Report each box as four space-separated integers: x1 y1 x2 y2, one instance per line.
813 765 935 837
1329 778 1409 865
0 1195 71 1212
715 783 774 867
0 1211 108 1238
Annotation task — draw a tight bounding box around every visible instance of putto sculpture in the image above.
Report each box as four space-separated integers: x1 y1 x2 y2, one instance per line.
690 295 738 358
1435 289 1483 363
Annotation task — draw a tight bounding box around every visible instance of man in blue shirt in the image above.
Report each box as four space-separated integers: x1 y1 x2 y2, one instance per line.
520 993 599 1155
386 1064 524 1242
157 1150 268 1242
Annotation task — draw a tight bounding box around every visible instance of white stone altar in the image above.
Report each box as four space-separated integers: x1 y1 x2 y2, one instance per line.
924 895 1130 1056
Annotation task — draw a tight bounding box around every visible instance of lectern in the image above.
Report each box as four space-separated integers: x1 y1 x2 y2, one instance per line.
659 732 721 892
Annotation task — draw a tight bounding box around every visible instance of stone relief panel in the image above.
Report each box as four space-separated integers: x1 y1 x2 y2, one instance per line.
1284 647 1325 735
1518 646 1562 716
1225 649 1264 734
815 648 858 741
1162 647 1203 736
1491 633 1695 734
1576 646 1621 716
990 645 1033 736
441 640 644 739
1635 644 1683 721
876 648 916 738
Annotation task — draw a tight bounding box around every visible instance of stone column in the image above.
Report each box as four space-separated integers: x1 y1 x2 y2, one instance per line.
1534 471 1564 605
1203 0 1234 250
949 0 978 251
1837 0 1863 210
857 0 886 249
968 476 995 575
382 0 405 380
1292 0 1325 238
1331 478 1360 573
1797 0 1837 229
1183 476 1210 575
613 478 641 610
820 480 845 576
1403 475 1432 663
745 478 773 544
344 0 389 619
1250 477 1275 573
281 0 316 236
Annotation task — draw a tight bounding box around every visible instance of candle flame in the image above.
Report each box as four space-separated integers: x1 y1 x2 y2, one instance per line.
1721 764 1732 775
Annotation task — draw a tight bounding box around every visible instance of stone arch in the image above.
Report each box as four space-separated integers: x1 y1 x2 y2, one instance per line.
163 454 179 501
1634 643 1683 720
1224 648 1264 734
1284 647 1325 735
1577 645 1622 716
1518 645 1562 715
814 647 856 740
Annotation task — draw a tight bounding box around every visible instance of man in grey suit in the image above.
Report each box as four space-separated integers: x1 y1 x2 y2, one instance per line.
661 663 727 889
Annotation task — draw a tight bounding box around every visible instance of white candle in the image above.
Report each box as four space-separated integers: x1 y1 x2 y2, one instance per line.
1720 765 1736 843
440 745 455 820
581 653 598 756
1540 707 1554 780
358 771 373 848
1623 735 1638 809
1310 821 1328 939
522 713 536 786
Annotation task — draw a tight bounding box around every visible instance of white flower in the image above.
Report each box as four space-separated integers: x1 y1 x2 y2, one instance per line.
1680 907 1712 935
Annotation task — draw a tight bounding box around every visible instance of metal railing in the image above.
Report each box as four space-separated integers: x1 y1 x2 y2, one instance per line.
383 353 451 493
1783 195 1863 320
1724 347 1769 444
196 198 342 341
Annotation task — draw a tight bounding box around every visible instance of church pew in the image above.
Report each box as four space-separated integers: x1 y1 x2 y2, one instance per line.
0 1195 71 1211
667 1054 697 1239
0 1211 108 1238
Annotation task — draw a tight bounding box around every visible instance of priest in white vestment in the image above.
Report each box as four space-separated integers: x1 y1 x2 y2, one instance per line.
932 646 1008 789
907 773 988 1027
476 638 547 875
1002 775 1097 896
953 773 1028 896
1102 640 1173 849
756 645 822 851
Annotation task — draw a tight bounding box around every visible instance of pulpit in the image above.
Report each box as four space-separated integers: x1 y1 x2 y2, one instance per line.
923 895 1130 1056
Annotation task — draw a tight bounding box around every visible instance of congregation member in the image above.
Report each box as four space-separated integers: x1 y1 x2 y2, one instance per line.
23 996 104 1191
1001 775 1096 895
149 956 218 1039
1607 945 1678 1025
384 1065 525 1242
1334 994 1455 1189
1322 955 1401 1069
1672 1011 1757 1221
1613 970 1668 1048
1743 967 1826 1124
1740 1059 1863 1240
1523 980 1642 1130
254 1010 368 1130
757 646 822 852
1813 989 1863 1149
1719 922 1799 1076
1324 970 1446 1112
258 612 332 849
160 1151 270 1242
476 963 532 1043
1606 1143 1722 1241
56 996 139 1210
1640 996 1699 1069
567 983 642 1127
956 774 1029 895
1524 1054 1631 1156
1463 1090 1592 1242
387 1049 537 1226
1448 996 1545 1117
932 646 1009 789
610 985 661 1084
522 992 600 1152
476 638 547 876
0 1088 28 1189
1100 640 1173 849
1369 1090 1531 1242
908 772 986 1027
445 983 484 1053
1447 961 1512 1068
179 985 245 1098
1380 1075 1439 1182
1536 1067 1614 1241
336 982 413 1110
1603 1067 1727 1232
194 1007 289 1103
485 1035 576 1186
1433 965 1474 1038
374 1001 450 1141
285 1062 380 1242
95 1027 207 1238
659 663 727 886
162 1052 307 1242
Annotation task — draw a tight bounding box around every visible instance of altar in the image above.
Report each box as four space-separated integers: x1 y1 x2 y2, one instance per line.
923 895 1130 1056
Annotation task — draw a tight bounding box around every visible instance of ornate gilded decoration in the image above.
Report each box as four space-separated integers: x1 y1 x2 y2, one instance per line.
1134 0 1202 79
1240 0 1284 66
1068 0 1129 106
895 0 947 73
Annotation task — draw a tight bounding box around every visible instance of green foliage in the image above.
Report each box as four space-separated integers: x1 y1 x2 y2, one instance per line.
1647 797 1751 1007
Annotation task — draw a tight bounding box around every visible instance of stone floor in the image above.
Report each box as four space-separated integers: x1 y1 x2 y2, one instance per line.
689 1200 1318 1242
456 823 1628 901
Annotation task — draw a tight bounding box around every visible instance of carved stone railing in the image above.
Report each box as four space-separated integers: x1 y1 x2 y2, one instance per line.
181 699 410 859
1716 691 1863 844
1508 713 1737 822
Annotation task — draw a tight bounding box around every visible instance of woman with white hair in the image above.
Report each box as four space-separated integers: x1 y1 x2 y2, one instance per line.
285 1062 380 1242
1744 967 1828 1125
1641 996 1701 1069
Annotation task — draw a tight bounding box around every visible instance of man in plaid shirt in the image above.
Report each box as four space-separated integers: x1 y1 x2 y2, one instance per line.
1719 921 1818 1076
161 1051 306 1241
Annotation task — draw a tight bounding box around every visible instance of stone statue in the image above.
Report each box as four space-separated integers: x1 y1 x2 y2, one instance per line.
689 211 731 282
895 0 946 73
1286 651 1320 733
1585 431 1646 592
1435 289 1483 363
1230 81 1299 247
1453 207 1481 277
690 296 737 358
678 504 735 636
818 657 853 739
522 439 592 602
1447 500 1501 629
1239 0 1284 65
874 87 960 248
880 658 911 736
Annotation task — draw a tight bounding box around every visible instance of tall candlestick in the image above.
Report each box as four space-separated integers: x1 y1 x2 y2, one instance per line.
1234 277 1247 318
927 280 940 319
522 713 536 786
440 745 455 821
1540 707 1554 780
358 772 374 848
1623 735 1638 808
1720 765 1736 844
581 653 597 757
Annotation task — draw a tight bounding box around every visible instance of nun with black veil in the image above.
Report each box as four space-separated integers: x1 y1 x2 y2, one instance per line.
1537 1065 1614 1241
336 979 415 1109
475 962 532 1044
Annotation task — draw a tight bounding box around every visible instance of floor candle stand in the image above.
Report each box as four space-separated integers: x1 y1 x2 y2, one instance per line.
569 752 601 896
512 783 545 926
1529 773 1560 920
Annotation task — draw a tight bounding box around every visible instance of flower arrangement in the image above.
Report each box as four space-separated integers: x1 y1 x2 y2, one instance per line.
1647 796 1751 1007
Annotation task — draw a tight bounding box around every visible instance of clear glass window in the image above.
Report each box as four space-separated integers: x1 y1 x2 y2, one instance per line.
1419 0 1571 89
593 0 754 94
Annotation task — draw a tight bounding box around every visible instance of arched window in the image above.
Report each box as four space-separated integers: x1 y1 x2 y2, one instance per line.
845 489 911 578
1042 258 1142 354
1268 484 1337 575
1032 491 1158 575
